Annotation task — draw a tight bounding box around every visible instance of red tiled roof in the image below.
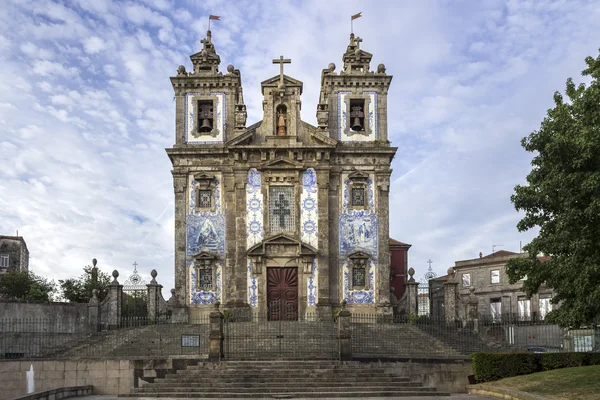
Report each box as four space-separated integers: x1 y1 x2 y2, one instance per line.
389 238 411 247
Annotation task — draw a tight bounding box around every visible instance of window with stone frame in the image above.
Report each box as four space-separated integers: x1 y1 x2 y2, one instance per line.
348 171 369 211
0 254 8 268
198 267 213 290
518 296 531 321
269 186 295 233
197 189 212 209
490 269 500 284
490 298 502 322
351 187 366 208
462 273 471 287
348 252 370 290
539 293 552 320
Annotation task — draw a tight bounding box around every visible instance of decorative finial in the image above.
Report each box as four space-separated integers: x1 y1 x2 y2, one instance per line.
447 267 455 278
92 258 97 268
112 270 119 279
328 63 336 72
170 288 175 295
408 267 415 279
214 301 220 311
151 269 157 279
377 63 386 73
341 299 347 310
227 64 234 73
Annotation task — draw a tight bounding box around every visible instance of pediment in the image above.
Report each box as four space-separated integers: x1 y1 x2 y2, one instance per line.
343 48 373 60
192 251 218 261
226 129 254 147
190 50 220 62
348 250 370 260
261 74 303 88
348 170 369 182
259 156 304 171
247 234 317 257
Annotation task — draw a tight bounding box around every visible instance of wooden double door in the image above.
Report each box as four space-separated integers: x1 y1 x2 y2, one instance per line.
267 267 298 321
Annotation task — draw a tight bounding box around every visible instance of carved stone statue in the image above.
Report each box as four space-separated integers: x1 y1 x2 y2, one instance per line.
277 111 286 136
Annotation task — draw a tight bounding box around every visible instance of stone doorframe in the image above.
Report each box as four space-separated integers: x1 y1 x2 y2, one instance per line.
247 233 318 316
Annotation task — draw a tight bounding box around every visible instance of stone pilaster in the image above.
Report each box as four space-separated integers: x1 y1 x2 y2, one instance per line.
146 269 162 320
328 170 341 305
376 173 391 307
316 168 331 317
233 169 248 307
173 172 187 306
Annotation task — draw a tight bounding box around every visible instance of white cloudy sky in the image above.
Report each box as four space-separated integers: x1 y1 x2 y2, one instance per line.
1 0 599 294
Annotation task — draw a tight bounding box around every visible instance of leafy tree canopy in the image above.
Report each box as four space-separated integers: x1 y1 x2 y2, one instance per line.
507 50 600 327
0 270 56 301
59 264 111 303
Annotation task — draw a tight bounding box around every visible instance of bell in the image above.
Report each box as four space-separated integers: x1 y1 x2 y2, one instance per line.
199 119 212 132
351 117 363 131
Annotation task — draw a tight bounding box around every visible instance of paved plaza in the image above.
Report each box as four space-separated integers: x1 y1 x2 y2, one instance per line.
80 395 496 400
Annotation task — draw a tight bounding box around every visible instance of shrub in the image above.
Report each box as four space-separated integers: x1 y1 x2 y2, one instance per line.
586 353 600 365
539 353 587 370
471 352 537 383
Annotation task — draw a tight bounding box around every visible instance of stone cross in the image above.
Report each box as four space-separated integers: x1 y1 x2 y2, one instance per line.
427 259 433 269
272 55 291 86
355 37 362 49
273 193 290 227
132 261 139 271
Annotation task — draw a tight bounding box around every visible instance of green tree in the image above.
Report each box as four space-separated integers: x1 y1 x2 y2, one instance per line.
59 263 111 303
507 50 600 327
0 270 56 301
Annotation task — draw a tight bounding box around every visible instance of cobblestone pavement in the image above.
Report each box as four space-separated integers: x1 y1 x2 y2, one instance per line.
79 395 496 400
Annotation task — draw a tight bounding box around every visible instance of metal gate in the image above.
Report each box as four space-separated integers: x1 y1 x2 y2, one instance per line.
224 300 339 359
121 262 148 321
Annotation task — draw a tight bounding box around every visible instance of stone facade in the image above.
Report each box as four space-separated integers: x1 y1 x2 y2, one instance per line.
0 235 29 278
167 31 397 317
430 250 556 321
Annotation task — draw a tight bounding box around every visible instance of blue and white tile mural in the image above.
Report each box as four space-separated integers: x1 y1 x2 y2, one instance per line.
339 173 378 304
246 169 262 307
337 91 378 142
301 168 319 307
186 173 224 305
185 92 226 144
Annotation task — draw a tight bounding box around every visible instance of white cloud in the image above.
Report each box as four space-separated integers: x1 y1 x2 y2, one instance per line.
33 60 78 77
83 36 106 54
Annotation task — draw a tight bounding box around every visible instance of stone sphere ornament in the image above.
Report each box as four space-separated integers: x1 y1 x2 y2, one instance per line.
112 270 119 279
227 64 234 73
328 63 336 72
377 63 386 73
151 269 158 279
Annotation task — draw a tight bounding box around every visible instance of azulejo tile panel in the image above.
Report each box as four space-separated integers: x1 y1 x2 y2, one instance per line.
186 173 225 305
342 260 376 305
300 168 318 248
185 92 226 144
246 169 262 308
246 169 264 249
307 259 318 307
339 173 378 304
247 259 258 308
189 263 222 305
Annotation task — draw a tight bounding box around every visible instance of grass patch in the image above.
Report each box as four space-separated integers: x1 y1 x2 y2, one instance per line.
488 365 600 400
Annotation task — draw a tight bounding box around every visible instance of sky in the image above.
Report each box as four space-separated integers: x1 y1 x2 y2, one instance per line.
1 0 599 295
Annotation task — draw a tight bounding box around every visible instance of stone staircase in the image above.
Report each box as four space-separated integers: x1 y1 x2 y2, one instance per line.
120 360 450 398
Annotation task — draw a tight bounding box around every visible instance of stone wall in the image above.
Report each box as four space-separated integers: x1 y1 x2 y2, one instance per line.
0 360 134 400
0 302 88 329
380 359 473 393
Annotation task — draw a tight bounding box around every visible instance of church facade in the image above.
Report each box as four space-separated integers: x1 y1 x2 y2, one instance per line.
166 30 397 318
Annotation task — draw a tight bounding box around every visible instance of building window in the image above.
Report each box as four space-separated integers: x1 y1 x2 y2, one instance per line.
0 254 8 268
269 186 295 233
462 273 471 287
490 269 500 284
197 189 212 209
518 296 531 321
539 294 552 320
198 268 213 291
352 265 366 288
351 187 365 207
490 298 502 322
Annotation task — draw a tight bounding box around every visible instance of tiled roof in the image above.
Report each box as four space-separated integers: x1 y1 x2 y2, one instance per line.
389 238 411 247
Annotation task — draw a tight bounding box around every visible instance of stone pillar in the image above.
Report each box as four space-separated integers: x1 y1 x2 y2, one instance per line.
147 269 162 321
87 289 100 332
444 268 458 322
233 170 247 307
338 301 352 361
209 302 224 361
328 170 341 305
376 173 392 320
173 172 188 306
316 168 331 319
405 267 419 317
467 289 479 333
106 270 123 328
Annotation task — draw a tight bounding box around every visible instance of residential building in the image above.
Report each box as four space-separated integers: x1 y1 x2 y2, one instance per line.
389 238 411 301
0 235 29 278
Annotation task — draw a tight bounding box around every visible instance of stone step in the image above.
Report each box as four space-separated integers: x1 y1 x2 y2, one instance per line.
159 376 411 384
133 386 435 394
119 390 449 398
170 371 401 379
141 382 423 390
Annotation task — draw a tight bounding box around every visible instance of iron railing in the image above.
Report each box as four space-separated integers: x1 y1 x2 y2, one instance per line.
0 316 210 359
